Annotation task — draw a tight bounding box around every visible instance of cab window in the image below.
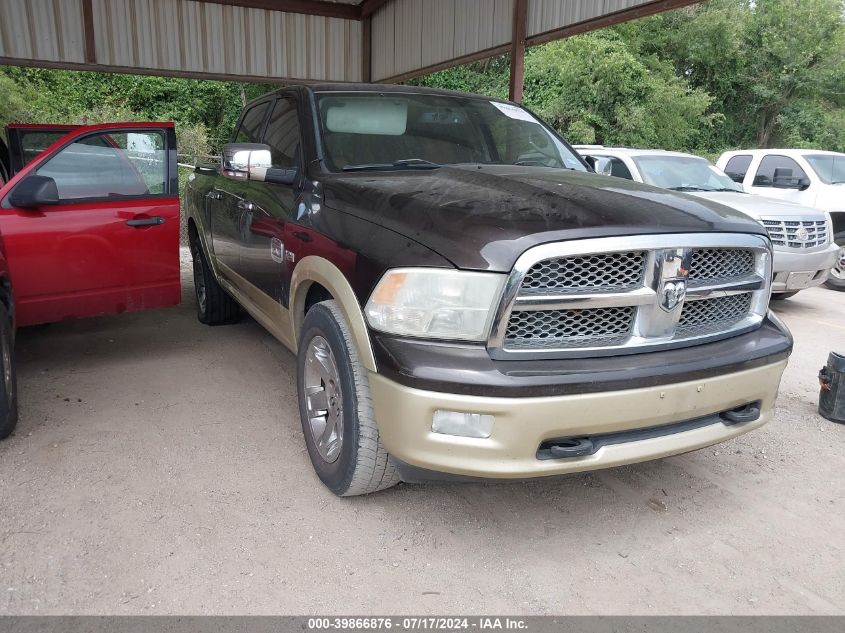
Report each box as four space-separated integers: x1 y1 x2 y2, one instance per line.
19 131 70 167
753 155 808 187
602 157 634 180
36 131 166 200
723 155 752 183
263 98 301 169
234 103 270 144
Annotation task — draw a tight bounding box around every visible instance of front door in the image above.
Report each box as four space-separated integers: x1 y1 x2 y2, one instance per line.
0 124 180 326
209 101 271 280
746 154 816 205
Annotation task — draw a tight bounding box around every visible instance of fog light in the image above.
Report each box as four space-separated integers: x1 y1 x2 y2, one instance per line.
432 410 494 438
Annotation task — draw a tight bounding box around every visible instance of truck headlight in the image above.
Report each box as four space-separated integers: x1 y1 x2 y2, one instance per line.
365 268 506 341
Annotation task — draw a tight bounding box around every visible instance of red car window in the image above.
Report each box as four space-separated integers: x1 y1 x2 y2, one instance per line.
35 131 166 200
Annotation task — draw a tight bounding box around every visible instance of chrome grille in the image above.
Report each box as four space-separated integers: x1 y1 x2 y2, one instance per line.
761 218 828 248
688 249 755 283
522 252 645 294
505 307 635 349
677 293 753 336
488 234 771 359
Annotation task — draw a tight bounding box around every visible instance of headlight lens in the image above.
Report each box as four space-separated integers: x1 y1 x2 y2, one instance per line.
365 268 506 341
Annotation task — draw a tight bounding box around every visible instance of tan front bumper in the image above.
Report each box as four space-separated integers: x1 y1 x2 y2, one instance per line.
369 360 787 478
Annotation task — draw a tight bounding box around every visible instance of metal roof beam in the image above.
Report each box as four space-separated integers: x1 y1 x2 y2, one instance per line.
193 0 363 21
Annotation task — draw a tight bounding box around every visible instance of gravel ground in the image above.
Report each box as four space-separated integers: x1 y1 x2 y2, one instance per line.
1 254 843 615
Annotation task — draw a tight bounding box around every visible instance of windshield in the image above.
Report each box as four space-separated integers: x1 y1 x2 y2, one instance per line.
804 154 845 184
315 93 587 172
633 155 743 192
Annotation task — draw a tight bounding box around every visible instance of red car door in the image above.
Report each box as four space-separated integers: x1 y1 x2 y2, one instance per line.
0 123 180 327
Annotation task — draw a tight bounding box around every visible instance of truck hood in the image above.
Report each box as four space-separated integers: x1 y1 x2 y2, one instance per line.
687 191 827 220
321 165 767 271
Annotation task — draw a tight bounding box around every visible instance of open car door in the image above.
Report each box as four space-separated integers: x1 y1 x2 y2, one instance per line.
0 123 180 327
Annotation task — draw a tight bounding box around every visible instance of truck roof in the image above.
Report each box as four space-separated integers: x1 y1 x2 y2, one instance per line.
249 83 514 107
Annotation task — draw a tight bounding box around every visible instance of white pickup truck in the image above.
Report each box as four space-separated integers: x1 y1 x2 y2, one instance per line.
717 149 845 292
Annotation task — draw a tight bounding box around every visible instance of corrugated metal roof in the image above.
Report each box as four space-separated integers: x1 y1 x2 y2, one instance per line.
90 0 361 81
0 0 696 84
527 0 653 37
372 0 513 82
0 0 86 64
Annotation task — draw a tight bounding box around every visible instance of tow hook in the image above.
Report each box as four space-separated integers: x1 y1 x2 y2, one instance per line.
719 401 761 426
548 437 595 458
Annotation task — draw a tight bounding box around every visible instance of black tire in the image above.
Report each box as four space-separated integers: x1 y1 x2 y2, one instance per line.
0 302 18 440
190 235 241 325
297 300 400 496
823 231 845 292
772 291 799 300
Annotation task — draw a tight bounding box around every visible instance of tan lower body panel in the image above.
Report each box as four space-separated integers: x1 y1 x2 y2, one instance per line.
369 360 787 478
217 261 295 351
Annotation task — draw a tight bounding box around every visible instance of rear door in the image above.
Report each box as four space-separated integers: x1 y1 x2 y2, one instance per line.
0 123 180 327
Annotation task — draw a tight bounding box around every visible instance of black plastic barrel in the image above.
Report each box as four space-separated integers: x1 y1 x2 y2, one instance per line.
819 352 845 423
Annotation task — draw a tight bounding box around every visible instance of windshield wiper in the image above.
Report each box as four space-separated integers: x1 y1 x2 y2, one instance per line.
668 186 714 192
342 158 441 172
713 187 744 192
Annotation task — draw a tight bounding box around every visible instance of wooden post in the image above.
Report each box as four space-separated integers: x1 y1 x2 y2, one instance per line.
82 0 97 64
509 0 528 102
362 16 372 83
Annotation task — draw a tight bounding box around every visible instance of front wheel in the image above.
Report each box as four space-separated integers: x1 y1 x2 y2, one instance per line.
824 231 845 291
297 300 400 496
0 302 18 440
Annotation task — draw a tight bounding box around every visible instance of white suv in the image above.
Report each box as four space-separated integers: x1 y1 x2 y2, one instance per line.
576 147 839 298
717 149 845 291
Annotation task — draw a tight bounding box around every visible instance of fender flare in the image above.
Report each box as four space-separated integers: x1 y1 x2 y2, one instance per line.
290 256 377 372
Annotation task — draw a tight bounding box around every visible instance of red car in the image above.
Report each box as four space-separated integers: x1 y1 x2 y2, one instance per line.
0 123 181 438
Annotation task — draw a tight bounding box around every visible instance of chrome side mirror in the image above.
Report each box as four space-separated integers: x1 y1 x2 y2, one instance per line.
222 143 272 180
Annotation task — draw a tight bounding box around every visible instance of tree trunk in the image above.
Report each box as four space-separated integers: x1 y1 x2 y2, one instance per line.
756 110 777 148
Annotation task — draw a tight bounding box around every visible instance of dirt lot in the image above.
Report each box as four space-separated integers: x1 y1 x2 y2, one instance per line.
1 254 843 615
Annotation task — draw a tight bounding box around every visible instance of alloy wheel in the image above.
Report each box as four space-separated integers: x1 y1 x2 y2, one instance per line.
303 335 344 463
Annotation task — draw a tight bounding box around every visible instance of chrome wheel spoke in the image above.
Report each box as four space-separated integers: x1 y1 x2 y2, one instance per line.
303 335 344 464
306 387 329 416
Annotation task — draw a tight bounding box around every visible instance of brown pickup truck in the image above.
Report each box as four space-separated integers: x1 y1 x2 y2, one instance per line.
185 84 792 496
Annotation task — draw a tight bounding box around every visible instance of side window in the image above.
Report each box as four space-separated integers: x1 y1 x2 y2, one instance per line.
601 157 634 180
724 155 752 183
753 155 808 187
36 131 166 200
263 98 301 169
234 103 270 144
19 131 70 167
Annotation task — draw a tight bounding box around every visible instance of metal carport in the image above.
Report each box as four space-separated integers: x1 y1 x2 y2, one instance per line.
0 0 699 101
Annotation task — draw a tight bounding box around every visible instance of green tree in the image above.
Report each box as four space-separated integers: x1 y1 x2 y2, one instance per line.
523 32 715 149
631 0 845 150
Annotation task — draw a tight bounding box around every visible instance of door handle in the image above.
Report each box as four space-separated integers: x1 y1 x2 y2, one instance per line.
126 216 166 227
208 191 223 201
292 230 313 242
238 200 256 212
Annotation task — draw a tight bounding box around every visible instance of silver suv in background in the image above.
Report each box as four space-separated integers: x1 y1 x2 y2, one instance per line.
576 147 839 299
717 149 845 292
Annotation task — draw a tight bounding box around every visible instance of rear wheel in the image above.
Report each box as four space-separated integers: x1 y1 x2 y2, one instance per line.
0 302 18 440
824 231 845 291
190 235 241 325
297 300 400 496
